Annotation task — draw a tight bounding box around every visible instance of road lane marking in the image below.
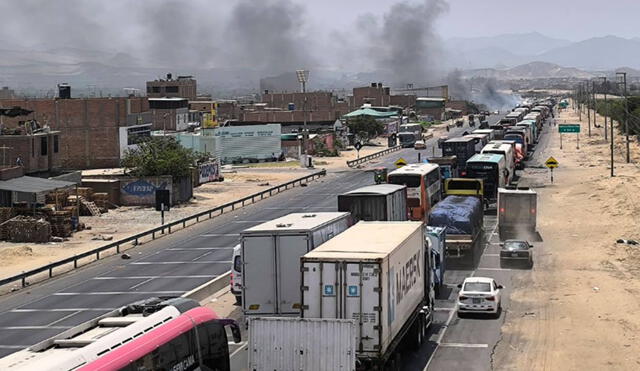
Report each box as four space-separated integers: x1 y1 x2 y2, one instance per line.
167 247 233 251
0 326 71 330
483 254 500 257
434 307 455 312
129 277 155 290
200 234 239 237
46 310 82 327
11 308 112 312
439 343 489 348
130 261 231 265
53 291 183 296
94 275 217 280
0 345 28 349
232 220 269 223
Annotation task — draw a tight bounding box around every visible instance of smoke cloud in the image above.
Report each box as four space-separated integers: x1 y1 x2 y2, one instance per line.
360 0 449 87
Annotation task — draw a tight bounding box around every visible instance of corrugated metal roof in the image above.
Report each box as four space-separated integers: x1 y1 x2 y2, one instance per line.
0 176 76 193
343 108 396 118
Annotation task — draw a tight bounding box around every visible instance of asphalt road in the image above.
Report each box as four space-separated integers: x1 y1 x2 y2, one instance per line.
0 117 492 359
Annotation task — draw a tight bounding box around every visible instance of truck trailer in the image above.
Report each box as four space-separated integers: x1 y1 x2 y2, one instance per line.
338 184 407 222
301 221 433 370
428 195 484 268
248 317 357 371
241 212 352 317
498 187 538 241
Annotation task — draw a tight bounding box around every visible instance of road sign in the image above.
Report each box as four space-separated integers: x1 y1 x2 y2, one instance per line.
395 158 408 168
545 157 559 168
559 124 580 133
354 142 362 151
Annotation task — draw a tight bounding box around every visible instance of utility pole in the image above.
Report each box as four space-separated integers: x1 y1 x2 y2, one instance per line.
586 82 591 136
602 77 608 141
296 69 310 166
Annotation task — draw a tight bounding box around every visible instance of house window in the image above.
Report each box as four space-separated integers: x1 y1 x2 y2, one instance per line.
31 138 35 157
165 86 179 93
41 136 48 156
151 86 161 93
54 135 59 153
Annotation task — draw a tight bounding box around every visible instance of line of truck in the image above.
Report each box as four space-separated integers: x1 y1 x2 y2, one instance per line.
234 103 552 370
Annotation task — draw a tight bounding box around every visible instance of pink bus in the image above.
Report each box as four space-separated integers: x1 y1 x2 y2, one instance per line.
0 297 241 371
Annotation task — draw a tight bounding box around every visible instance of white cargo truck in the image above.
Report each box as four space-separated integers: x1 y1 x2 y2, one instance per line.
337 184 408 222
242 212 352 317
248 317 357 371
301 221 433 370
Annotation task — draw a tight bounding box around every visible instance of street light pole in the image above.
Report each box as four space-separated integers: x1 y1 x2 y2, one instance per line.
296 69 310 163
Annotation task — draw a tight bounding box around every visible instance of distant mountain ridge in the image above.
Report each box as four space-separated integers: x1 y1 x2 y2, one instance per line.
463 61 595 80
446 33 640 70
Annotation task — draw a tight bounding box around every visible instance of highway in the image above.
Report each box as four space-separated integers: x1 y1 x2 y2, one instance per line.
0 117 491 359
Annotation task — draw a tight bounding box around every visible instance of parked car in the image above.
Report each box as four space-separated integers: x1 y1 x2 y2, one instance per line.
499 240 533 268
457 277 503 318
414 140 427 150
231 244 242 304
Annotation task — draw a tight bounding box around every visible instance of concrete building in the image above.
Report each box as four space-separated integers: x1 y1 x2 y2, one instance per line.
0 128 61 174
189 100 239 122
0 87 16 100
352 83 392 107
0 97 150 169
415 97 446 119
146 73 197 100
149 98 190 131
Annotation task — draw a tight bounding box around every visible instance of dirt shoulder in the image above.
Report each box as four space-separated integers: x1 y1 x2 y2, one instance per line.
494 105 640 369
0 169 312 281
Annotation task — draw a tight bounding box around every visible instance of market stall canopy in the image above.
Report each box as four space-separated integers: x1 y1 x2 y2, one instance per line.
343 108 396 119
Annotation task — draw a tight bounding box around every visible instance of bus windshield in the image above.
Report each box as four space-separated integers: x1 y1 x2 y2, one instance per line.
388 174 421 188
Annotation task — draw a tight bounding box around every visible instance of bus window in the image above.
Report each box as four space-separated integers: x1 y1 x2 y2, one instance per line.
121 329 199 371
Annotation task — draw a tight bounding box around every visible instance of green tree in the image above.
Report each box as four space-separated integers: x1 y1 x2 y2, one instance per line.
346 116 385 142
121 136 200 178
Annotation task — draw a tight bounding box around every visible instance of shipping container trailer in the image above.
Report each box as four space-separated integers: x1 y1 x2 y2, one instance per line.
301 221 432 369
241 212 352 317
498 187 538 241
338 184 408 222
248 317 357 371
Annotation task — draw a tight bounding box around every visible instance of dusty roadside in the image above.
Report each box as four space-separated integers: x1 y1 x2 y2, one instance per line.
494 105 640 369
0 169 312 281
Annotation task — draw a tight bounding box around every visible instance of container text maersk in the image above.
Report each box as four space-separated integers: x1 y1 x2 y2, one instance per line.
395 250 421 305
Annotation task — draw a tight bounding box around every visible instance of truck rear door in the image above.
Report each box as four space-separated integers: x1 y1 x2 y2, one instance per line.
243 235 276 314
277 234 309 314
302 261 381 354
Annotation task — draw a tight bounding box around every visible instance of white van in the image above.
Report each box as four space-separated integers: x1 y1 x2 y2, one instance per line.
231 244 242 304
481 143 515 181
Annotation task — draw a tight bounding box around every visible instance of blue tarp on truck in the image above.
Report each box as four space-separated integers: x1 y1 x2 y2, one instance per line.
428 196 483 235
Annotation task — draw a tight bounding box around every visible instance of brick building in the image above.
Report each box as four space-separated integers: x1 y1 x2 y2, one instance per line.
149 98 190 131
352 83 392 107
147 74 197 100
0 129 61 174
0 87 16 99
0 97 150 169
189 100 239 122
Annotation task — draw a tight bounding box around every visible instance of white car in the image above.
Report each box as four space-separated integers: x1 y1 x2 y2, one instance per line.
456 277 503 318
230 244 242 304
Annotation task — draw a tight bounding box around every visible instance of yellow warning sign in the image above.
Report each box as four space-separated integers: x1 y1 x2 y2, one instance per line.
395 158 408 168
545 156 559 168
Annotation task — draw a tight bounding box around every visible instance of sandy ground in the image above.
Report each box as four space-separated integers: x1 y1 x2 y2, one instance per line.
494 104 640 370
0 169 311 281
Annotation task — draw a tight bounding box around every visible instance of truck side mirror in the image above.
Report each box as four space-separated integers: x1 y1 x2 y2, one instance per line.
457 283 462 289
497 285 504 290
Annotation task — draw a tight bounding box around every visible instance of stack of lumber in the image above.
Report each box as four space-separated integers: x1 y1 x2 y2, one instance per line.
5 216 51 243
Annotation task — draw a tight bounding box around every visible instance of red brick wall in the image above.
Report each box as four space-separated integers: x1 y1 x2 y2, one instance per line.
242 110 336 122
262 92 334 111
0 132 60 174
0 97 148 169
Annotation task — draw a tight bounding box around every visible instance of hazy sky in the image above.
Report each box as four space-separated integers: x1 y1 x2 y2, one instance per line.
305 0 640 41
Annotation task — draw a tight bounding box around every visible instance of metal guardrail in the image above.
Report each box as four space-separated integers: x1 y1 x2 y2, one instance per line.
0 170 326 289
346 146 401 167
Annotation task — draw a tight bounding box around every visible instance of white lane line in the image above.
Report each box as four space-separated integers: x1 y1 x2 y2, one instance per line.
130 261 231 265
0 326 71 330
425 216 501 370
230 342 248 358
232 220 269 224
94 275 216 280
476 267 512 271
53 291 183 296
167 247 233 251
191 250 225 261
46 310 81 327
199 234 239 239
0 345 28 349
439 343 489 348
483 254 500 257
264 207 300 210
434 307 455 312
129 277 155 290
11 308 112 312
